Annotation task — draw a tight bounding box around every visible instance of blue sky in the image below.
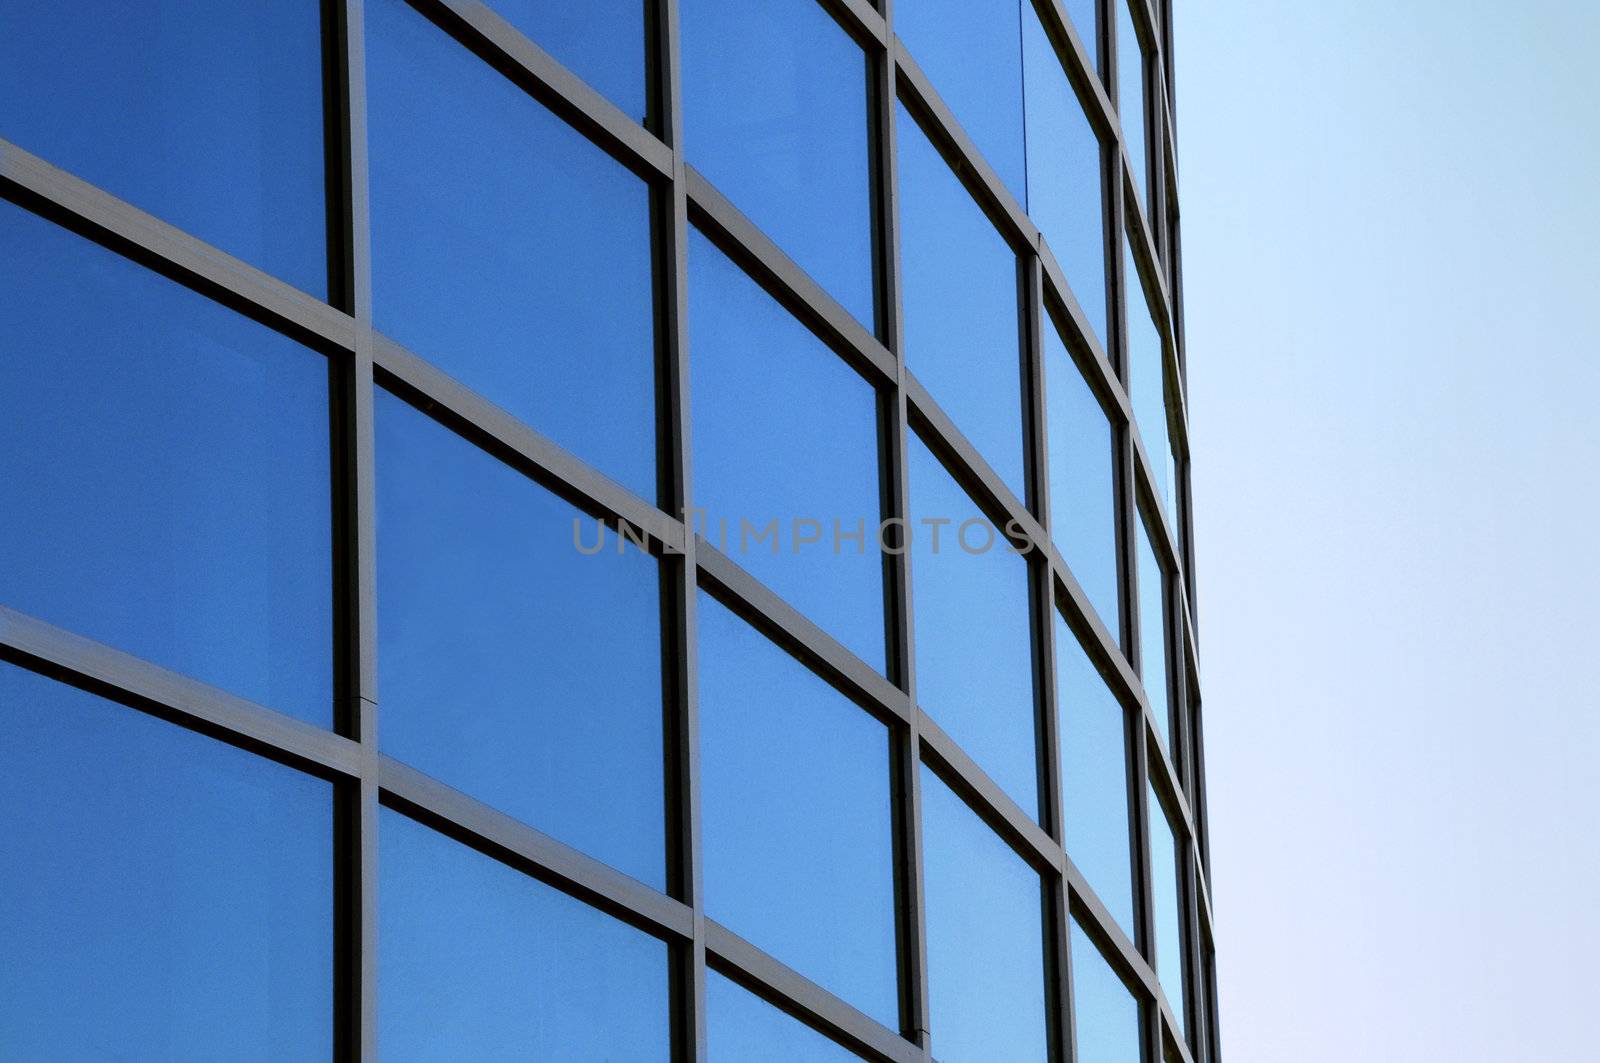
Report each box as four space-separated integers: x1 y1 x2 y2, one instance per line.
1177 1 1600 1057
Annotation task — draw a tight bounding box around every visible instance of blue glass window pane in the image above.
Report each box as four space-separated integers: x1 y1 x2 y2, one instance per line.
1148 786 1187 1038
1044 317 1119 635
1125 237 1173 515
488 0 649 124
1070 918 1142 1063
898 103 1027 500
367 0 657 500
1117 0 1149 210
688 228 886 671
0 1 327 297
1023 10 1109 348
908 436 1038 815
380 809 671 1060
1056 612 1136 936
1136 514 1171 752
894 0 1026 203
375 389 665 889
707 970 865 1063
698 594 898 1027
1063 0 1101 76
681 0 876 330
921 766 1048 1063
0 663 332 1060
0 202 333 727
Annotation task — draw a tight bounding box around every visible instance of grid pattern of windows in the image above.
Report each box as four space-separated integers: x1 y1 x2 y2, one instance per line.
0 1 1212 1060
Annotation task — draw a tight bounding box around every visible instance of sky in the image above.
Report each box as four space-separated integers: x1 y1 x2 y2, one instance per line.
1176 1 1600 1058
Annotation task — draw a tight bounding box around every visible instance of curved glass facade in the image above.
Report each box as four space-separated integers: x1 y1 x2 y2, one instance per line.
0 1 1214 1060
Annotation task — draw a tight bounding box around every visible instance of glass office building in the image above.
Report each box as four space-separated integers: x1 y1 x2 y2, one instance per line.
0 1 1215 1060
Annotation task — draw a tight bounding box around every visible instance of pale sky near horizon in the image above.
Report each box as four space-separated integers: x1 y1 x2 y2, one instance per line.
1177 1 1600 1058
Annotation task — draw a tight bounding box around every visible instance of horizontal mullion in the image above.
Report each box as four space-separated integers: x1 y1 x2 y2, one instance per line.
1033 0 1120 143
0 604 366 779
1061 852 1154 1001
1037 240 1126 423
818 0 890 50
705 921 922 1063
0 137 356 353
917 712 1057 876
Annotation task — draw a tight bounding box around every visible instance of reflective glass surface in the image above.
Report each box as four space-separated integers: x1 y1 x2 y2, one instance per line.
1044 316 1120 635
1148 786 1187 1038
1125 236 1173 515
0 201 333 727
1056 612 1137 936
1118 0 1149 210
0 662 332 1060
908 436 1038 815
681 0 876 329
0 0 328 296
895 0 1026 203
1023 9 1109 348
699 593 897 1026
1063 0 1101 75
689 228 887 671
489 0 650 124
1136 513 1172 752
898 103 1027 500
380 810 671 1060
706 970 863 1062
921 766 1048 1062
376 389 665 889
1070 918 1142 1063
367 0 658 500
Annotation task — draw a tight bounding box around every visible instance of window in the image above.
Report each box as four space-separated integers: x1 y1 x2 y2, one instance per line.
487 0 651 125
0 662 332 1059
1063 0 1101 76
380 809 671 1060
0 200 333 727
706 970 864 1062
1148 784 1188 1039
689 228 887 672
681 0 876 330
0 0 328 296
1125 235 1173 517
1056 611 1137 937
1043 313 1120 636
1069 918 1142 1063
908 435 1039 816
1117 0 1149 210
899 102 1027 502
894 0 1026 203
375 389 666 889
1023 10 1109 348
921 766 1049 1063
1135 511 1173 753
698 593 898 1027
367 0 658 501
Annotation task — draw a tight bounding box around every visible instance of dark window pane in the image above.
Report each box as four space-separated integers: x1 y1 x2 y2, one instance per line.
1148 785 1188 1038
0 662 332 1059
380 810 671 1060
908 436 1038 815
1117 0 1149 210
698 594 898 1027
1023 11 1109 348
1056 612 1137 936
0 1 327 296
707 970 864 1062
1135 512 1171 753
367 0 657 500
688 228 886 671
1125 236 1173 516
681 0 876 330
375 389 665 889
1043 316 1119 636
895 0 1026 203
0 202 333 726
488 0 649 124
898 103 1027 500
921 766 1048 1062
1070 918 1142 1063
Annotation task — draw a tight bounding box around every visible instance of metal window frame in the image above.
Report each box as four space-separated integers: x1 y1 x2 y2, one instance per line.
0 0 1217 1059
